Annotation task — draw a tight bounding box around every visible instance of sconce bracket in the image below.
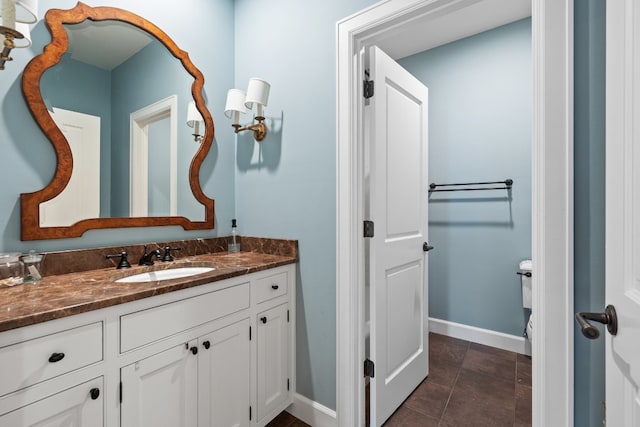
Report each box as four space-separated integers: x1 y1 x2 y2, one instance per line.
233 120 267 142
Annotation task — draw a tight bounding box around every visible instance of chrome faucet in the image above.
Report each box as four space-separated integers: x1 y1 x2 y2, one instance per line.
138 245 161 266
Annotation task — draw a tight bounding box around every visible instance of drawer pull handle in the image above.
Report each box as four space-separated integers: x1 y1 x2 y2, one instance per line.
190 346 198 355
260 317 267 324
271 284 279 290
203 341 211 350
48 352 65 363
90 388 100 400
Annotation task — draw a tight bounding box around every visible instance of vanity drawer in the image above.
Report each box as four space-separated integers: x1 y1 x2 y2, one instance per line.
254 271 288 304
0 322 103 397
120 282 250 353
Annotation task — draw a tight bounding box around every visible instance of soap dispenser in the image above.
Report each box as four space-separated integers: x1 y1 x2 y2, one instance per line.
228 219 240 252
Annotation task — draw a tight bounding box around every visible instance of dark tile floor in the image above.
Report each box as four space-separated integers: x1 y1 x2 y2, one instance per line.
267 332 532 427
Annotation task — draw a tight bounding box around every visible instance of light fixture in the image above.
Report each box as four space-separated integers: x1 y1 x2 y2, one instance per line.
0 0 37 70
186 101 204 143
225 77 270 142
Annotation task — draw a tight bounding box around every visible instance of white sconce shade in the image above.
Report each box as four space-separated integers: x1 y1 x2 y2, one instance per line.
224 89 246 124
14 0 37 23
186 101 203 127
244 78 270 117
186 101 204 142
0 0 37 70
0 18 30 47
0 0 38 27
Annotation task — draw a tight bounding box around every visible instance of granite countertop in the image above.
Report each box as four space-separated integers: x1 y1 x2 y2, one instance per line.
0 242 297 334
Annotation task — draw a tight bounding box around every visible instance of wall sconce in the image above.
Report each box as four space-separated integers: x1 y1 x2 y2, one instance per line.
0 0 37 70
224 77 270 142
186 101 204 143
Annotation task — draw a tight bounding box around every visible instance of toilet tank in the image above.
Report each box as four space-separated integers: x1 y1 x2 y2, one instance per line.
519 260 532 309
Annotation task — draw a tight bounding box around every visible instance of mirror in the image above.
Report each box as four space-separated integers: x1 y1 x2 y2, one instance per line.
20 3 215 240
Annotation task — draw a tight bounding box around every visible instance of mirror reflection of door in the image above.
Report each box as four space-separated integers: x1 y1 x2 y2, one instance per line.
40 108 100 227
130 96 178 217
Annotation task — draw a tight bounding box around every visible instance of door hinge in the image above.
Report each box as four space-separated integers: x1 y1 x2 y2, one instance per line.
364 79 375 99
364 220 374 238
287 378 290 391
249 406 252 421
364 359 375 378
287 309 290 323
119 381 123 404
249 326 252 341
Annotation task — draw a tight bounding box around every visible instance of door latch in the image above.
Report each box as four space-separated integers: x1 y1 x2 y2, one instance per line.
575 305 618 339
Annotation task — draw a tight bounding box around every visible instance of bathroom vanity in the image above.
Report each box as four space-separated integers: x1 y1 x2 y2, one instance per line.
0 245 296 427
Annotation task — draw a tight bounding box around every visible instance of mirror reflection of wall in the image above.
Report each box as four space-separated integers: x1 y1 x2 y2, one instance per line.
38 19 204 225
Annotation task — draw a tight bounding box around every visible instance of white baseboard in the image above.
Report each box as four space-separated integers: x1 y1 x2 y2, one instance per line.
428 317 531 356
287 393 336 427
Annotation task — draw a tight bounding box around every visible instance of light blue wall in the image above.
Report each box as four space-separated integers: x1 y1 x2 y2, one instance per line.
399 19 532 336
574 0 606 425
233 0 377 410
0 0 236 253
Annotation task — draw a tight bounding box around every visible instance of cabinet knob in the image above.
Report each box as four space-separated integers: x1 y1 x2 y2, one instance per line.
48 352 65 363
190 346 198 355
89 388 100 400
202 341 211 350
271 284 279 290
260 317 267 324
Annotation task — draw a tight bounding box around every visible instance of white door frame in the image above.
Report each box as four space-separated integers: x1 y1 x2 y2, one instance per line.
130 95 178 217
336 1 574 426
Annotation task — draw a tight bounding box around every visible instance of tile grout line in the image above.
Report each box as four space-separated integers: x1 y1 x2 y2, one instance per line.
437 340 470 427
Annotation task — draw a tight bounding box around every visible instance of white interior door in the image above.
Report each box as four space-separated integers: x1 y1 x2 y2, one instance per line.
606 0 640 424
40 107 100 227
367 45 429 426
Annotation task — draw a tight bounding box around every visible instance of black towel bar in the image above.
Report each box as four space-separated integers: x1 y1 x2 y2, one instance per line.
428 179 513 192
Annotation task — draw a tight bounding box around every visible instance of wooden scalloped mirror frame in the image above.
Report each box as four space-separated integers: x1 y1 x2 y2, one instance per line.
20 2 215 240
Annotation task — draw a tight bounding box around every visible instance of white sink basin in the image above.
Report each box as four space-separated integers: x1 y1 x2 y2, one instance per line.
116 267 215 283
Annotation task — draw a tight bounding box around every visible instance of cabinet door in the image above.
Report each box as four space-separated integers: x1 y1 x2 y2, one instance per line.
198 318 251 427
121 341 197 427
0 377 103 427
256 304 289 421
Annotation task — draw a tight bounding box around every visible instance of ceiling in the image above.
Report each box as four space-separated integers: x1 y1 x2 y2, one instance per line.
375 0 531 59
65 20 153 70
62 0 530 70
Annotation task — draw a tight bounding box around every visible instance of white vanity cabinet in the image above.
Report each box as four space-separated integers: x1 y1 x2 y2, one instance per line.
198 318 251 427
121 341 198 426
0 377 104 427
256 304 289 423
0 263 295 427
121 319 252 427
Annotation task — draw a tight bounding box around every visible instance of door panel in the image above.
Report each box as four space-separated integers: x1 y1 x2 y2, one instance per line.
121 341 197 427
0 377 103 427
41 108 100 227
606 0 640 424
368 45 429 427
257 304 289 422
198 319 250 427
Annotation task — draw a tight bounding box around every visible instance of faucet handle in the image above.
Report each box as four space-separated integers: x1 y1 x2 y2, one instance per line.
161 246 181 262
106 251 131 269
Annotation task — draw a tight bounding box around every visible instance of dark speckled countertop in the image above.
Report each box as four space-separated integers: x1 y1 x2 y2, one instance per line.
0 237 297 333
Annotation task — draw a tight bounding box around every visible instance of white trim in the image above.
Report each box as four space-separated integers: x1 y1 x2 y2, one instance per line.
336 1 573 426
286 393 336 427
531 1 574 426
129 95 178 217
428 317 531 356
